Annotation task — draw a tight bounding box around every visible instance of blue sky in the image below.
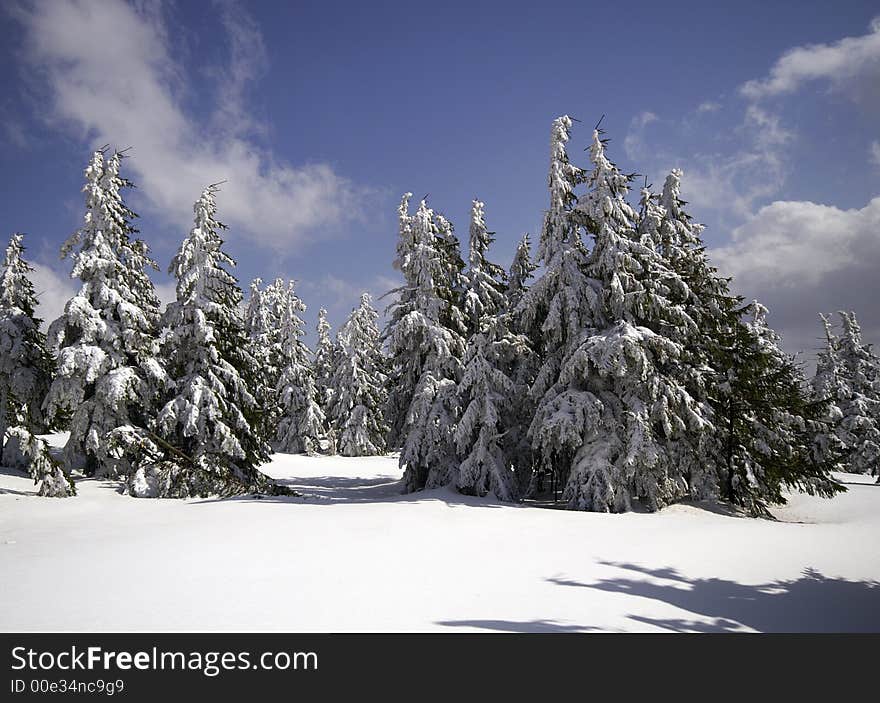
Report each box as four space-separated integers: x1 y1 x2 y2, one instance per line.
1 0 879 360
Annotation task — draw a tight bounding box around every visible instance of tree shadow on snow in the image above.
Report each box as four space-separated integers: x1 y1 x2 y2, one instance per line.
548 562 880 632
436 619 602 633
190 475 510 509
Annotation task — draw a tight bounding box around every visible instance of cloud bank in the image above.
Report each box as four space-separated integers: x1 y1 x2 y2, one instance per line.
15 0 373 253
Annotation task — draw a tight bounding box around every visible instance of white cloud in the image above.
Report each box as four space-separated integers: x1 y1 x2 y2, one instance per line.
740 17 880 100
15 0 373 253
623 111 658 161
29 262 76 328
697 101 721 113
711 196 880 356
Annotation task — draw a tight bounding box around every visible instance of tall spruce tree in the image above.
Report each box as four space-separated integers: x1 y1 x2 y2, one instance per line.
541 128 708 512
328 293 388 456
388 198 466 492
0 234 55 441
128 185 271 498
715 302 843 515
45 150 165 478
275 280 326 455
824 311 880 477
517 116 600 500
0 234 73 497
384 193 420 447
455 202 523 500
505 232 538 492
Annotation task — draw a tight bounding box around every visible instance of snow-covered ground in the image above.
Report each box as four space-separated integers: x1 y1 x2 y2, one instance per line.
1 435 878 632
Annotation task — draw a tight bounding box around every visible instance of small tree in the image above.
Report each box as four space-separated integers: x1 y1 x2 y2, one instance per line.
328 293 388 456
275 280 326 455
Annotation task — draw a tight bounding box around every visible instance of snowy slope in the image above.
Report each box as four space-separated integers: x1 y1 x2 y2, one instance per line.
1 438 878 632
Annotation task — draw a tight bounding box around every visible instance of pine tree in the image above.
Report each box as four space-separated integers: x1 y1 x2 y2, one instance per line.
388 198 466 492
275 280 326 455
517 116 601 500
455 321 522 501
648 169 741 499
127 185 271 498
715 302 843 515
504 232 538 492
45 150 165 478
540 128 708 512
507 233 536 313
827 311 880 477
327 293 388 456
463 199 507 334
0 234 73 497
244 277 298 443
811 314 848 470
384 193 420 447
454 199 524 500
0 233 55 442
314 307 337 409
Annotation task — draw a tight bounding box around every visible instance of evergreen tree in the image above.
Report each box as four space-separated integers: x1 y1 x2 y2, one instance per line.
328 293 388 456
455 199 524 500
715 302 843 515
389 198 466 491
517 116 599 499
128 185 271 498
0 233 55 443
541 127 708 512
2 427 75 498
821 311 880 477
811 314 848 470
455 320 522 501
275 280 326 454
463 199 507 334
507 233 535 313
45 150 165 478
244 277 297 443
504 232 538 492
314 307 337 410
0 234 73 497
384 193 420 447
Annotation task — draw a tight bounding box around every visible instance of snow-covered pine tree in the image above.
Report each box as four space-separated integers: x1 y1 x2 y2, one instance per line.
388 197 466 491
0 233 55 442
454 202 524 500
516 116 600 499
45 149 165 478
507 233 536 313
504 232 538 492
128 185 272 498
811 314 848 470
327 293 388 456
434 212 469 343
455 328 519 501
0 234 74 497
244 277 297 443
384 193 420 448
275 280 327 454
644 169 743 499
538 127 709 512
463 199 507 334
314 307 337 410
715 302 843 515
832 311 880 478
